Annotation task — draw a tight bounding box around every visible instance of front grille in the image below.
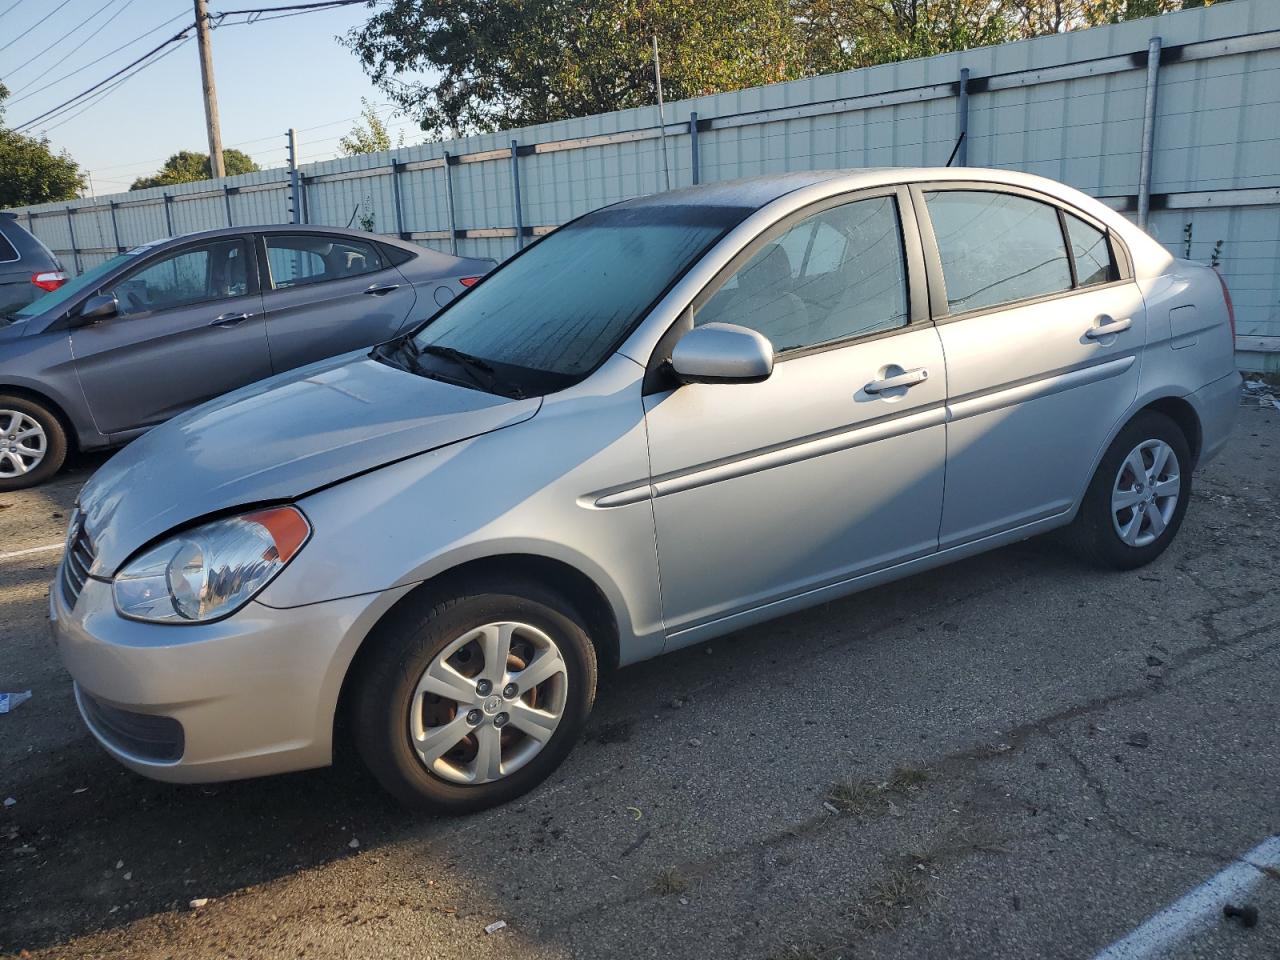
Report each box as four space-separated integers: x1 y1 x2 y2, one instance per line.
61 512 96 607
77 686 185 763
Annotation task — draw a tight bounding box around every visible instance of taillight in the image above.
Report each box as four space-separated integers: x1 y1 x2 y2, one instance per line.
32 271 67 293
1214 268 1235 340
459 276 480 288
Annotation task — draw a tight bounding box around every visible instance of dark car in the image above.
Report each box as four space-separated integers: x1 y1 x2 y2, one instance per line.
0 212 68 316
0 225 492 489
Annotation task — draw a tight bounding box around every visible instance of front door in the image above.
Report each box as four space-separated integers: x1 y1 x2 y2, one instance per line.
259 232 417 372
71 237 270 435
914 186 1146 547
643 189 948 640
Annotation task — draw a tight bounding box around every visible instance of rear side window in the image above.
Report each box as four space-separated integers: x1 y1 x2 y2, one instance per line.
265 234 385 289
925 191 1072 314
0 230 18 263
1064 214 1117 287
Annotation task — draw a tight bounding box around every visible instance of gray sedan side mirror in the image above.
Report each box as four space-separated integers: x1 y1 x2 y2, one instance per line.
670 322 774 385
78 293 119 323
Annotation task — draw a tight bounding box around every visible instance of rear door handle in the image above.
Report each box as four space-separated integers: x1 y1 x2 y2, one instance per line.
864 367 929 394
364 283 401 296
209 312 252 328
1085 315 1132 339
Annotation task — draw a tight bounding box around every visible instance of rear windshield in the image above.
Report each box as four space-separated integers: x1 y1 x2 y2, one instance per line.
411 203 750 392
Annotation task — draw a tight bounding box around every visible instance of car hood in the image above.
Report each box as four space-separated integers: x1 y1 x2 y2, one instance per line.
79 352 540 575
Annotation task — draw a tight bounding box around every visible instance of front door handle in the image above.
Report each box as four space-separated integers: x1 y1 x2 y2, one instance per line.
1085 315 1132 340
209 311 253 328
865 367 929 395
364 283 401 296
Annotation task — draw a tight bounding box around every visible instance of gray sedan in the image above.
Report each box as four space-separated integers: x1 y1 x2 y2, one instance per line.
0 225 492 488
51 168 1240 813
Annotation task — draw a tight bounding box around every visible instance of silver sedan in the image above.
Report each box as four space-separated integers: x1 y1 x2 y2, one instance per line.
51 168 1241 812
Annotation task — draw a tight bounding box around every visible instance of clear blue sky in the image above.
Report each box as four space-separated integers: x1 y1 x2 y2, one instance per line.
0 0 430 195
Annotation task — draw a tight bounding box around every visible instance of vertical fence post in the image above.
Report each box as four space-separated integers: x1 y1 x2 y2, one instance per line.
300 176 309 224
443 151 459 256
223 185 234 227
108 201 122 253
510 140 525 250
689 112 701 185
26 212 35 235
163 193 174 235
955 68 970 167
287 128 303 225
391 157 406 238
65 207 81 274
1137 36 1162 229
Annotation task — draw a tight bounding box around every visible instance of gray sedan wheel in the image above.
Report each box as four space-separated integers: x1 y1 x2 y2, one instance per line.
0 396 68 491
1069 410 1191 570
350 578 597 813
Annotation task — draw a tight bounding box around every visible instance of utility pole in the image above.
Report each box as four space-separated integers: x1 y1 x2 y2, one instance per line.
194 0 225 179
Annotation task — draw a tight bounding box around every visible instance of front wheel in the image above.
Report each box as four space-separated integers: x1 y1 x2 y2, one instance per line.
349 580 597 813
1068 410 1192 570
0 396 68 491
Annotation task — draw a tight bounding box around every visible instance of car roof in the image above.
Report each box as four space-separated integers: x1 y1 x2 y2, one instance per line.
130 223 431 257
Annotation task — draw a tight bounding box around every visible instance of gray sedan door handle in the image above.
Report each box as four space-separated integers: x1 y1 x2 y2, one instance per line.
1085 315 1132 339
864 367 929 394
209 311 253 328
364 283 401 295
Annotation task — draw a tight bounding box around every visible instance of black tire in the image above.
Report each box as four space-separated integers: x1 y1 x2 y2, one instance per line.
1067 410 1192 570
0 394 68 491
349 577 598 813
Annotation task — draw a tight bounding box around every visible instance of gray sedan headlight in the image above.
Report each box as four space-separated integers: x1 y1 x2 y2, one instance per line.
113 507 310 623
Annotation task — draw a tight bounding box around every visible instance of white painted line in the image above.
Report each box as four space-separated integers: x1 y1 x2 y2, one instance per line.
1092 834 1280 960
0 542 64 562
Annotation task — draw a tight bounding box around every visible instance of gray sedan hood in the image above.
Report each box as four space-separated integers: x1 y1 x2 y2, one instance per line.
80 352 540 574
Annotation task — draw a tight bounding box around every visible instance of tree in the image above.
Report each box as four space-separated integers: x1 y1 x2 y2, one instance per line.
0 83 87 207
347 0 1228 136
339 98 404 155
130 149 259 190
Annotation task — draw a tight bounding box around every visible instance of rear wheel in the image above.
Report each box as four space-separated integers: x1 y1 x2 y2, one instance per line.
350 579 597 813
1068 410 1191 570
0 396 67 491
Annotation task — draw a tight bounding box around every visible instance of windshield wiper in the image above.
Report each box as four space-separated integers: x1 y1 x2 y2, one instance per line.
420 344 525 399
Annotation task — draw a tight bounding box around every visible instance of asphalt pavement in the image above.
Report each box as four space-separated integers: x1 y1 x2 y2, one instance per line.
1 407 1277 960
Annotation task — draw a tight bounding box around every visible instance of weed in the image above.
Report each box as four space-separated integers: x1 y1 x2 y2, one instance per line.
652 867 688 896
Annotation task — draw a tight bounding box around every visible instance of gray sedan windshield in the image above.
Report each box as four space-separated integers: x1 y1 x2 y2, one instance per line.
411 204 749 389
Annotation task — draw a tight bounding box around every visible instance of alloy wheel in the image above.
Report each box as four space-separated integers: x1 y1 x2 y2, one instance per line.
409 621 568 785
1111 438 1180 548
0 410 47 479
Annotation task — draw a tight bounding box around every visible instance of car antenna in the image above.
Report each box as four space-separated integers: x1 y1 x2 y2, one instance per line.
945 132 966 167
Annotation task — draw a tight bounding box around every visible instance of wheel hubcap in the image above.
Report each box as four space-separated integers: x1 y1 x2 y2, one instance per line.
1111 438 1180 548
0 410 46 478
409 621 568 785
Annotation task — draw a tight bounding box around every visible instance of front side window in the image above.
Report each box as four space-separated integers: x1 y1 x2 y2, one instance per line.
406 204 747 394
110 240 248 316
1065 214 1117 287
925 190 1072 314
696 195 909 352
265 235 384 289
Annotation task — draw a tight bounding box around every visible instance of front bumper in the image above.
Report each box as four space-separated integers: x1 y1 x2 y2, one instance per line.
50 571 412 783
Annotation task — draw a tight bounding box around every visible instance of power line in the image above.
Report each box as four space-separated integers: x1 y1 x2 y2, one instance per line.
4 0 133 80
6 9 191 103
214 0 366 16
0 0 26 18
14 27 195 131
0 0 79 54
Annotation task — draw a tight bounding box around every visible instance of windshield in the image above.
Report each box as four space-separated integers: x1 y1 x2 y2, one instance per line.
406 203 750 395
12 253 134 320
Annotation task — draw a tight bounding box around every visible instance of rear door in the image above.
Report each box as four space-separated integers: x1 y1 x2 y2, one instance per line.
915 185 1145 547
71 236 270 434
258 232 417 373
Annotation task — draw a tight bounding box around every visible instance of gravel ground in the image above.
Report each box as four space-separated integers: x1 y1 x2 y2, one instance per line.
1 407 1277 960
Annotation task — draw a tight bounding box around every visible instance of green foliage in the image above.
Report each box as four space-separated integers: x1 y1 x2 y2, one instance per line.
339 98 404 156
0 83 87 207
130 149 259 190
346 0 1228 137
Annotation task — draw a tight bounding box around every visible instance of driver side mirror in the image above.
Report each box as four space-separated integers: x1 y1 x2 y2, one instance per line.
670 322 774 385
77 293 118 324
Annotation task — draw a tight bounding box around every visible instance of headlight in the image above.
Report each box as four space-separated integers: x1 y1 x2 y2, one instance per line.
113 507 310 623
